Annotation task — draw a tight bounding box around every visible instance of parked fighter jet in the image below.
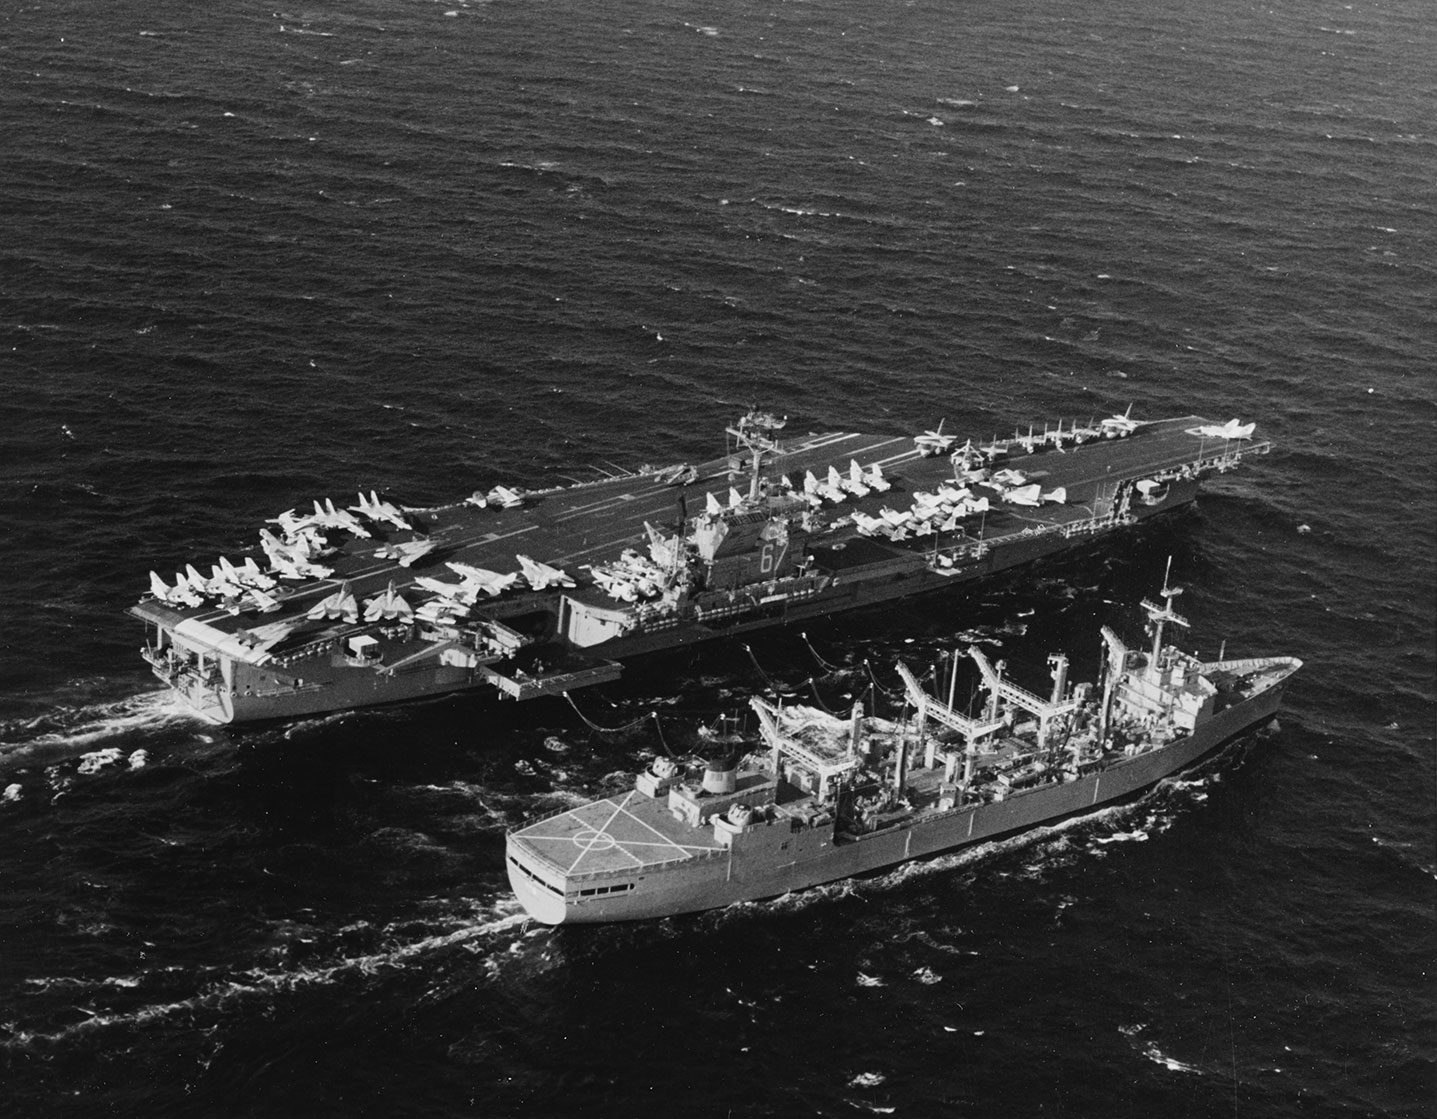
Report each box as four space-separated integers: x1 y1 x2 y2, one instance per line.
863 462 892 492
268 507 318 538
1100 405 1139 438
841 460 871 498
375 538 436 567
234 556 277 590
307 582 359 624
612 550 664 596
148 570 204 607
658 464 698 486
206 562 247 600
214 555 274 593
488 485 527 509
308 498 371 538
242 588 281 614
850 512 887 536
586 566 639 602
181 564 226 598
351 490 412 531
444 562 521 597
807 469 845 504
261 527 317 565
363 582 413 622
825 465 858 501
516 555 575 590
914 419 958 456
414 575 476 604
263 537 333 580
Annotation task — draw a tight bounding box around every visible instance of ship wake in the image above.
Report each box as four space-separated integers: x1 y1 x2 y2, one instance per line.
1 900 533 1052
0 691 199 769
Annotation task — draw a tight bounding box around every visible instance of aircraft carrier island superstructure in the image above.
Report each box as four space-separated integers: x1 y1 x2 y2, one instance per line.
132 411 1271 723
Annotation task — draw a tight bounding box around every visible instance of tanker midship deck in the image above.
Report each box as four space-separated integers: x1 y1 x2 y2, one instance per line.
131 411 1270 723
506 572 1301 923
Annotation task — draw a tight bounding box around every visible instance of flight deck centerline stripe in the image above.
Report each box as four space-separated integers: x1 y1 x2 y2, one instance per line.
566 791 637 875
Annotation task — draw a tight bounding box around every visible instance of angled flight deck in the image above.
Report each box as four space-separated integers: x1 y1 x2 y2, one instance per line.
132 412 1270 722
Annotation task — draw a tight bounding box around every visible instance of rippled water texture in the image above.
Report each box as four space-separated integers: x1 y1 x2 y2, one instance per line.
1 0 1432 1115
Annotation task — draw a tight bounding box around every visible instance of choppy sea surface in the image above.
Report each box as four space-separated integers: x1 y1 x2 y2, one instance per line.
1 0 1433 1114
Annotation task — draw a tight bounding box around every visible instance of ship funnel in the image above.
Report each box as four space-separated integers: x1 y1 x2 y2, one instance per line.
701 755 738 795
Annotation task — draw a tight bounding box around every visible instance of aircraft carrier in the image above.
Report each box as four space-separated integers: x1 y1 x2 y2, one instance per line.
131 411 1271 724
506 572 1302 923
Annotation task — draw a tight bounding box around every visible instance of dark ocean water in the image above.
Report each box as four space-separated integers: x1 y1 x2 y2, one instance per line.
1 0 1432 1114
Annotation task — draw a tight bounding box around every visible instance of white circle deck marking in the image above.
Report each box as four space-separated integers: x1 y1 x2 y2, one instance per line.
571 827 617 851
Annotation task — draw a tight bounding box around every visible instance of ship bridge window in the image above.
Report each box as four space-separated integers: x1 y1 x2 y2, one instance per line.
507 856 563 897
577 882 636 898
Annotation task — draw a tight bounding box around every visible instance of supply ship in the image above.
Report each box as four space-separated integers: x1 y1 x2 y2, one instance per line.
505 570 1301 923
132 410 1269 723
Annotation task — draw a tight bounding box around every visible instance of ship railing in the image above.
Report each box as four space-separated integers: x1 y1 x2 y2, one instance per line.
516 836 724 882
563 846 725 882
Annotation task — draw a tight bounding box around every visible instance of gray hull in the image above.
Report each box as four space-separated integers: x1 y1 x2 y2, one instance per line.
510 680 1287 924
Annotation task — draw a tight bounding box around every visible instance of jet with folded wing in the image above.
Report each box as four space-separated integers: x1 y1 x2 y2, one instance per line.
307 582 359 624
149 570 205 608
363 581 413 622
516 554 576 590
309 498 371 538
375 538 436 567
1100 404 1139 438
445 562 520 597
351 490 412 532
488 485 527 509
914 419 957 456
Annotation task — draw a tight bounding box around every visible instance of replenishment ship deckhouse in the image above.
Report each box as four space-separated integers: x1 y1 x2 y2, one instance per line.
132 410 1269 723
506 571 1301 923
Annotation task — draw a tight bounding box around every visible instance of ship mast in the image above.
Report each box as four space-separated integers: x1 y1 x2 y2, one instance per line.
726 410 786 502
1140 556 1189 669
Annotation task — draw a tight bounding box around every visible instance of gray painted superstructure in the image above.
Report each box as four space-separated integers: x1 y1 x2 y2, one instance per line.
507 586 1300 924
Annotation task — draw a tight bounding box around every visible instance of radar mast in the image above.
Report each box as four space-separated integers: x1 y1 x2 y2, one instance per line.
726 409 787 501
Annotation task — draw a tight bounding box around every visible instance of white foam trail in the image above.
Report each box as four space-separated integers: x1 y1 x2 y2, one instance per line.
1142 1042 1204 1074
2 904 531 1049
0 691 198 758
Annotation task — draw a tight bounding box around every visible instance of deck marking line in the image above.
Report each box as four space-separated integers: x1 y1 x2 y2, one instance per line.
566 792 638 874
611 805 725 856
